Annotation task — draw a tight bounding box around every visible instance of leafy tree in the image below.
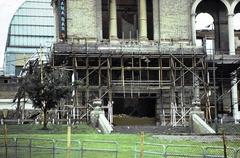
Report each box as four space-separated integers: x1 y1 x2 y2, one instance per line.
13 77 26 119
14 62 71 129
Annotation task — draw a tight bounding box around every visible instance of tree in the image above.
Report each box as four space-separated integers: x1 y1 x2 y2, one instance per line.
13 77 25 119
14 62 71 129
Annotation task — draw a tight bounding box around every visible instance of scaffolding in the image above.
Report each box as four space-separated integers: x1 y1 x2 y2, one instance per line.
51 39 215 126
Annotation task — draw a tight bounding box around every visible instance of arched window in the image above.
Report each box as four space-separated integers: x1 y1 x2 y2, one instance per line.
195 13 214 54
234 13 240 30
234 3 240 53
194 0 229 54
196 13 214 30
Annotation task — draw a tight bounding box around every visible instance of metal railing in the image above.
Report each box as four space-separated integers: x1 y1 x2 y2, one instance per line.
0 137 118 158
134 142 165 158
81 140 118 158
1 137 239 158
236 148 240 157
134 142 240 158
204 146 236 158
165 144 204 157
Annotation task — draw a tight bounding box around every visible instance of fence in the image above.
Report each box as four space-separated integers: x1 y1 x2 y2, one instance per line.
81 140 118 158
0 137 118 158
237 149 240 158
1 137 240 158
134 142 240 158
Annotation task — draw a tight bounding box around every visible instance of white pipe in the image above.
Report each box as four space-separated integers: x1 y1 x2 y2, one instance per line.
139 0 148 40
228 14 235 55
109 0 118 40
191 14 196 46
232 75 239 122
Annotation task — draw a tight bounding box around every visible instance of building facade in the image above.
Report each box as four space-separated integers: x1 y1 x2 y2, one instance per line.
4 0 55 76
52 0 240 125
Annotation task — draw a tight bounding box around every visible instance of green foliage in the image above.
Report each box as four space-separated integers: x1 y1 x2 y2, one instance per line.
72 80 83 87
14 62 71 128
0 124 96 134
24 65 71 111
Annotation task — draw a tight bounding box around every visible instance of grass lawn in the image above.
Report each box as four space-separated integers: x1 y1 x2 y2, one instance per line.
1 124 240 158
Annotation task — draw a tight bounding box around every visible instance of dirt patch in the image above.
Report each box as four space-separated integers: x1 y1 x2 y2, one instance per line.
113 115 155 126
152 135 240 142
113 126 191 134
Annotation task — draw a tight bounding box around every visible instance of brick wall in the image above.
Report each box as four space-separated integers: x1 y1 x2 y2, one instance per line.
65 0 193 42
159 0 192 41
67 0 98 40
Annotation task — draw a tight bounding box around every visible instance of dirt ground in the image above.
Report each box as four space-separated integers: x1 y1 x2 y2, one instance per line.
151 134 240 142
113 125 191 134
113 122 240 135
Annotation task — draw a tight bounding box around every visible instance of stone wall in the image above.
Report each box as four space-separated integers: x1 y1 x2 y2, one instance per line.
159 0 192 42
64 0 193 42
67 0 98 40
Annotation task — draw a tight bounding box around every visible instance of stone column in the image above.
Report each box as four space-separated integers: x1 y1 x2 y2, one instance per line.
109 0 118 40
96 0 103 40
139 0 148 40
192 75 201 107
231 73 239 122
191 14 196 46
152 0 159 41
155 93 163 126
228 14 235 55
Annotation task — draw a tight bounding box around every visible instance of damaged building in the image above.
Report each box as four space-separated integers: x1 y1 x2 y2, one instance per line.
51 0 240 126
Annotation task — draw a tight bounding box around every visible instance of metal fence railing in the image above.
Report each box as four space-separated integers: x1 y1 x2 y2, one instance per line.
204 146 236 158
134 143 240 158
81 140 118 158
1 137 239 158
0 137 118 158
165 144 204 158
236 148 240 158
134 142 165 158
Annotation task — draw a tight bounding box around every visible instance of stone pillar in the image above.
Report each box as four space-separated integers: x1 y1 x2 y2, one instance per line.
109 0 118 40
152 0 159 42
192 75 201 107
191 14 196 46
228 14 235 55
108 101 113 124
96 0 103 40
155 95 162 126
139 0 148 40
231 73 239 122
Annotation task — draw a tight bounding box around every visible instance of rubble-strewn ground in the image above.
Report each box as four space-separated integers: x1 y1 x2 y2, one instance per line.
152 134 240 142
113 122 240 135
113 125 191 134
218 122 240 134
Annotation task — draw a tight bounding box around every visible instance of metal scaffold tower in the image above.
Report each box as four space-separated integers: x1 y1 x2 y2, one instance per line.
51 39 212 126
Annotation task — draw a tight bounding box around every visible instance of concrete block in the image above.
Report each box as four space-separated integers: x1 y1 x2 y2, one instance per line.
190 107 215 134
191 114 216 134
90 106 113 134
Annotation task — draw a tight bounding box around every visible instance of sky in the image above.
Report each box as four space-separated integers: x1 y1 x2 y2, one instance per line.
0 0 25 70
196 13 240 30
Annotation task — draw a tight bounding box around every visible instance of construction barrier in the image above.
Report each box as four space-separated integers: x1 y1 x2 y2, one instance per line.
0 137 118 158
134 142 240 158
1 137 239 158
